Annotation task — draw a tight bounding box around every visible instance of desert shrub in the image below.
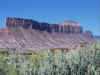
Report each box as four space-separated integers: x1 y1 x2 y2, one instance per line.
0 42 100 75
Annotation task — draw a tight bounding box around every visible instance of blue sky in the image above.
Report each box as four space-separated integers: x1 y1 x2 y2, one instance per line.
0 0 99 35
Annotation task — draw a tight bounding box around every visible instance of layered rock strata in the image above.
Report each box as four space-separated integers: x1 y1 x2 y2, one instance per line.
0 18 95 51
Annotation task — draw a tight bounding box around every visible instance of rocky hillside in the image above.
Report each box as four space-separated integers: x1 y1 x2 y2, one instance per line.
0 18 96 51
95 36 100 40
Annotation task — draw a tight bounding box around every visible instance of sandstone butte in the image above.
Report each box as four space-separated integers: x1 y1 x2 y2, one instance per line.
0 17 96 51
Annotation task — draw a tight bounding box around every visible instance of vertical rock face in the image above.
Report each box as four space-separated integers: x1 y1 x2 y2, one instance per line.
6 18 83 34
53 24 59 32
32 21 40 30
59 20 83 33
40 23 49 31
6 18 37 29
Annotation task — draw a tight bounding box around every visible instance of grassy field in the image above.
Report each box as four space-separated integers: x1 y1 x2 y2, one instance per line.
0 42 100 75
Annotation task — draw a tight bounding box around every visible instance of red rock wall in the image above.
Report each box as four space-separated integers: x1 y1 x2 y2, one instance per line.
6 17 83 34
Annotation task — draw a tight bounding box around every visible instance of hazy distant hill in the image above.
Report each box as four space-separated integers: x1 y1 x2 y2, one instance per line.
95 36 100 40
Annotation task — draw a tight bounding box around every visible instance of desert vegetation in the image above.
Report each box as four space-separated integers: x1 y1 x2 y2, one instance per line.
0 42 100 75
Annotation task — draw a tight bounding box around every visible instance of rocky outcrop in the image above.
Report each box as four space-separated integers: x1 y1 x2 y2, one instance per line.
83 31 93 38
6 18 83 34
59 20 83 33
0 17 96 51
